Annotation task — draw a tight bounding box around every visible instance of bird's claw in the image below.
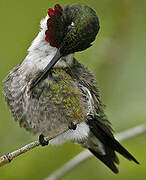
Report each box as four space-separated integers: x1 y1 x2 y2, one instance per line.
39 134 49 146
68 122 77 130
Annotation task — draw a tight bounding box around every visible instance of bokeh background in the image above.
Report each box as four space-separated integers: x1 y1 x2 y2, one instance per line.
0 0 146 179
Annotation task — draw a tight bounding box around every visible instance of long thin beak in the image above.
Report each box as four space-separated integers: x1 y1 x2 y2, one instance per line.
30 49 62 90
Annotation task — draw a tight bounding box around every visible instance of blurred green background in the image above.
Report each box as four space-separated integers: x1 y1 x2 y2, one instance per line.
0 0 146 179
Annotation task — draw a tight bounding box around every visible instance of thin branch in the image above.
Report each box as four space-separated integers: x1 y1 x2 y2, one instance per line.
0 127 68 167
45 124 146 180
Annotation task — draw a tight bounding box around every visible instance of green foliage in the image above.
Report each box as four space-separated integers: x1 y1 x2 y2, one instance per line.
0 0 145 179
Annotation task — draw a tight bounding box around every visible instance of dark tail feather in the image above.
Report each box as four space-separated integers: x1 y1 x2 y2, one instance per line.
96 119 139 164
112 138 139 164
89 148 119 174
87 117 139 173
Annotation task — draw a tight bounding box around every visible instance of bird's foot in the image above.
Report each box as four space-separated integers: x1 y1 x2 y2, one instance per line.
68 122 77 130
87 114 94 119
39 134 49 146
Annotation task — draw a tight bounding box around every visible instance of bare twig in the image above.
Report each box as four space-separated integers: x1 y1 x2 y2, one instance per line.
0 128 68 167
45 124 146 180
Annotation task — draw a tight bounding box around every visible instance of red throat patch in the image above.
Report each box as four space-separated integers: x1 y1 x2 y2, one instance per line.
45 4 63 48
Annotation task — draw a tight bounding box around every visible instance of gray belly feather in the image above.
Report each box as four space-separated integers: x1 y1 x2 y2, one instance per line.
3 67 88 137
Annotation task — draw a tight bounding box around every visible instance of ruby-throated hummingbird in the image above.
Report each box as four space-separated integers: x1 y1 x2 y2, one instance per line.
3 4 139 173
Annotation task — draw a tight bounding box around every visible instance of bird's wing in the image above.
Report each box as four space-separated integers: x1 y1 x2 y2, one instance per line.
69 58 139 173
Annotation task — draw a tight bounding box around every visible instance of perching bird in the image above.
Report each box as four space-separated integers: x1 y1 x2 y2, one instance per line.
3 4 139 173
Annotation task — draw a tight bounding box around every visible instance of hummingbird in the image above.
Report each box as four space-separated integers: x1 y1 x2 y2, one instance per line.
3 4 139 173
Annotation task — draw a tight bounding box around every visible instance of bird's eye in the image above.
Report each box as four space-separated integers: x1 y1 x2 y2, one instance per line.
68 22 75 30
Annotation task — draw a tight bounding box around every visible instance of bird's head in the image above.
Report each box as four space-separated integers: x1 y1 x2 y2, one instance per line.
31 4 100 89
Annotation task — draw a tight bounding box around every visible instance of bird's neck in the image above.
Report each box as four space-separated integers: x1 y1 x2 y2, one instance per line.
22 15 74 74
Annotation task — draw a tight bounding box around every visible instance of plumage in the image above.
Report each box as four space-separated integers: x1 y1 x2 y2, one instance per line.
3 3 139 173
87 116 139 173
